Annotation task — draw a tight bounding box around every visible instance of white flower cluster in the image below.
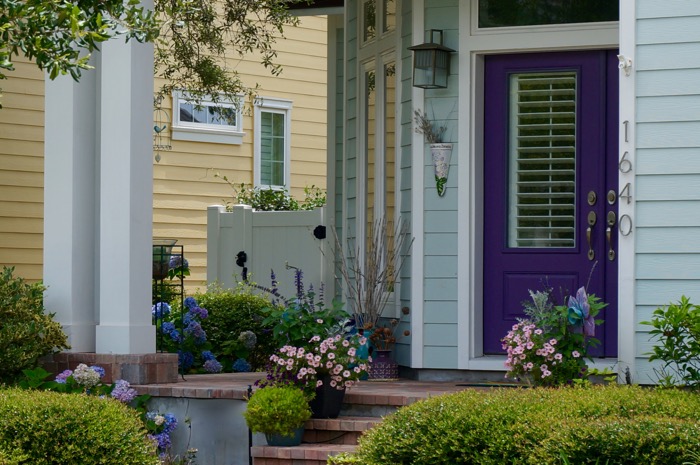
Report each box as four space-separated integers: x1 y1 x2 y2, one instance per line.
72 363 101 388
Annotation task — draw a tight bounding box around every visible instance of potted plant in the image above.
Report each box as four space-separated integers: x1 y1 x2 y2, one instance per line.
413 108 452 197
244 385 312 446
367 308 411 381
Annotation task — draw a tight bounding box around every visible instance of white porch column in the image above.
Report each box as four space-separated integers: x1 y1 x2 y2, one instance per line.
94 25 155 354
44 64 99 352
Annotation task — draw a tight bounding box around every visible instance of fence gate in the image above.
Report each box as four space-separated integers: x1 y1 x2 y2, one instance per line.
207 205 334 299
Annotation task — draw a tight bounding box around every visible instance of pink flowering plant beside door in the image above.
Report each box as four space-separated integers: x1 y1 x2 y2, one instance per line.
501 286 606 386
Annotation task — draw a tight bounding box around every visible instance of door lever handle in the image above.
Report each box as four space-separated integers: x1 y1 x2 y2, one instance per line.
606 211 616 261
587 211 596 261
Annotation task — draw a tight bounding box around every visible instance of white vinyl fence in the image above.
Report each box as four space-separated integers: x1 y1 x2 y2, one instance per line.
207 205 334 299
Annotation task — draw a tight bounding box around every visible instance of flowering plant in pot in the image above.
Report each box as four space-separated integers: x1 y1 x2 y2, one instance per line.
258 334 370 418
244 385 312 446
501 286 607 386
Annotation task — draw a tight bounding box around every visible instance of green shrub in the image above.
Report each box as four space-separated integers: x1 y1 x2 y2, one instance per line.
0 388 157 464
196 284 276 370
641 295 700 388
335 386 700 465
244 386 311 436
0 267 69 383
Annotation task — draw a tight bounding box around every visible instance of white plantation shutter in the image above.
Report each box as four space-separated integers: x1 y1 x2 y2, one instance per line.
508 72 577 248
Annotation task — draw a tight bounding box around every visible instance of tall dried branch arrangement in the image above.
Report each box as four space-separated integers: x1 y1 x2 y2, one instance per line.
333 217 413 330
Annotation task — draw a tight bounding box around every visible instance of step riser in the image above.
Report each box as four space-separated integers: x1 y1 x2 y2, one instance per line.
303 430 362 445
253 459 327 465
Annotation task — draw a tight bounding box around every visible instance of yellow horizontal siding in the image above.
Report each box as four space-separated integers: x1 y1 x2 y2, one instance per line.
0 16 328 290
0 56 45 281
0 217 43 234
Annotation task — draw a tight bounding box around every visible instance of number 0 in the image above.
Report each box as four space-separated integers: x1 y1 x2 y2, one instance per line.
619 214 633 236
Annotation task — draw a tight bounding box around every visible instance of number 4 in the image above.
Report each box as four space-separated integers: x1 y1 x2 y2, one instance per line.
620 183 632 204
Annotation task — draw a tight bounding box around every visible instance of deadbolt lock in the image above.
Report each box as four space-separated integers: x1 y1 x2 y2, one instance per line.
588 191 597 206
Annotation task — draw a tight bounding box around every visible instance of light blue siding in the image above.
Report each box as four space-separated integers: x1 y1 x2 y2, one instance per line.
638 0 700 19
636 174 700 200
423 346 458 369
636 96 700 123
637 122 700 148
424 210 458 233
425 232 458 255
636 280 700 306
637 69 700 97
423 301 458 324
637 16 700 44
424 323 458 347
424 277 458 301
634 4 700 378
636 254 700 279
636 148 700 174
636 227 700 253
425 255 457 278
636 201 700 227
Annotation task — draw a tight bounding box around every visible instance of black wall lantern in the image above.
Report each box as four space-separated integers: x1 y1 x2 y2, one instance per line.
408 30 455 89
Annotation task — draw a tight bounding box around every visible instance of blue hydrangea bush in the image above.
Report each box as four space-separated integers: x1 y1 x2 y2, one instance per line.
154 297 223 374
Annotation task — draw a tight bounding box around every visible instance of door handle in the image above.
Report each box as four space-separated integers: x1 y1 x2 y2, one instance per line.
587 211 596 261
607 211 616 261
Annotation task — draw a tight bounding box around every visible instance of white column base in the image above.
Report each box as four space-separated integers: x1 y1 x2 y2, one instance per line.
95 325 156 354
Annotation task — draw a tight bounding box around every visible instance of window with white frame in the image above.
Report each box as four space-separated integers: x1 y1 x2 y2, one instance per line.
254 97 292 190
171 91 244 144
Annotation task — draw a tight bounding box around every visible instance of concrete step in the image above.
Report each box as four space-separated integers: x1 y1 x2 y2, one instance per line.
251 443 356 465
303 416 382 445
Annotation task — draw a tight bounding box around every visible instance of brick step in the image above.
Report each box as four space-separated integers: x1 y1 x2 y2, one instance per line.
303 416 382 445
251 443 356 465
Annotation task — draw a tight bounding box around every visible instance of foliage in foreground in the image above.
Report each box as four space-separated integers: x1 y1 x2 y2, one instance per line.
2 0 307 108
0 388 157 465
0 267 69 383
196 284 277 371
642 295 700 388
329 385 700 465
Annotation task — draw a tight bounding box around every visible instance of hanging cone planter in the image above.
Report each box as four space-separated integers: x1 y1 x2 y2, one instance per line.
430 143 452 196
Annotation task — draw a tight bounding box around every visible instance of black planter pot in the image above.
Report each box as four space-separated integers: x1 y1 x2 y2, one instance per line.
265 426 304 447
309 375 346 418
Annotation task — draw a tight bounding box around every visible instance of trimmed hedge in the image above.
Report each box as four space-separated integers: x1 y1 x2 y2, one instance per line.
196 284 276 370
330 386 700 465
0 388 157 465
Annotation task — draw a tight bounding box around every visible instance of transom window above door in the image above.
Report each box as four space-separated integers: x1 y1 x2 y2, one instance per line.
478 0 618 29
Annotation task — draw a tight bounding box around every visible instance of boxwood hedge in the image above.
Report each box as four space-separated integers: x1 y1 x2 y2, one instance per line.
0 388 157 465
330 385 700 465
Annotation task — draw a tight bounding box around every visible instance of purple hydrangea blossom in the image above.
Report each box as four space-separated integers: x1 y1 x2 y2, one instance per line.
55 369 72 384
185 321 207 344
189 306 208 319
203 358 223 373
110 379 138 403
168 255 189 269
90 365 105 378
201 350 216 361
184 296 197 310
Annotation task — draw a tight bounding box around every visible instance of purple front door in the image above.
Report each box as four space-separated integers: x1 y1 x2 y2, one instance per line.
483 51 618 357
